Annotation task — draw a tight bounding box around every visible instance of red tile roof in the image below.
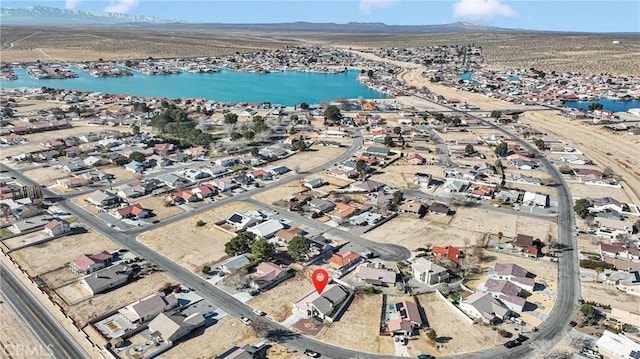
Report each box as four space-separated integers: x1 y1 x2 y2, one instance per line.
432 245 462 264
330 251 361 268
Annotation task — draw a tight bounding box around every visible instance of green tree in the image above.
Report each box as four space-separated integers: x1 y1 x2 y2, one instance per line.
128 151 145 162
533 139 547 151
224 232 254 257
287 235 310 261
367 69 374 78
427 329 438 341
356 159 367 180
299 102 309 110
494 142 508 157
323 105 342 123
588 103 604 112
224 112 238 124
243 130 255 140
383 135 394 147
490 110 502 119
465 144 475 154
393 126 401 135
230 131 243 140
132 125 141 135
295 140 308 151
251 237 276 262
391 190 403 209
574 198 592 219
250 147 260 157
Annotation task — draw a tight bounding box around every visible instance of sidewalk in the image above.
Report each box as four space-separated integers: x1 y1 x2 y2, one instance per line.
0 252 107 358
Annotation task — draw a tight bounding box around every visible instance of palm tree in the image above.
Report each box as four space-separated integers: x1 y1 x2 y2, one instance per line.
497 231 504 245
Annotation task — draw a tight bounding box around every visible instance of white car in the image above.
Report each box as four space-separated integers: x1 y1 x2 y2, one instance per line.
252 309 266 316
240 316 251 326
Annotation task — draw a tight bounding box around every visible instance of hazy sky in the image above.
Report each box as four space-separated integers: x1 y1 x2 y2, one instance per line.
3 0 639 32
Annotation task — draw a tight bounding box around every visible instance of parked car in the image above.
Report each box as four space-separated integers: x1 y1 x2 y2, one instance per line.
304 349 321 357
503 340 520 348
569 320 578 327
252 309 266 316
240 316 251 326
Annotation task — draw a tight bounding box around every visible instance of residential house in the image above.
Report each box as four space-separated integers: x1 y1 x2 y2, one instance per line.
69 251 114 275
153 143 174 155
83 156 109 168
595 217 635 239
468 184 494 199
480 279 526 312
61 161 88 173
183 168 210 181
492 263 532 282
216 156 236 167
169 190 199 204
432 245 463 265
220 254 253 274
356 262 397 287
192 183 217 199
595 330 640 359
354 180 385 193
56 177 88 189
591 197 625 214
148 312 205 344
348 211 382 226
212 178 237 192
307 197 336 214
388 300 424 337
514 234 535 248
428 203 451 216
522 191 548 207
9 215 54 234
303 178 326 189
412 258 449 285
406 153 425 165
248 219 285 239
226 212 261 231
184 146 207 159
43 219 71 237
116 204 150 219
413 173 432 187
397 201 427 216
605 271 640 295
331 203 357 223
86 190 119 207
250 262 290 290
441 179 467 193
202 165 228 177
116 184 147 199
80 264 138 295
600 243 640 261
458 292 511 324
365 147 391 158
329 251 363 271
293 284 352 322
269 166 291 177
273 227 304 246
118 292 179 324
157 173 190 189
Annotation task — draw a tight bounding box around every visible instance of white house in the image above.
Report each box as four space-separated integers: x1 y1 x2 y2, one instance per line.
226 212 261 231
458 292 511 324
412 258 449 285
43 219 71 237
595 330 640 359
248 219 285 239
522 191 548 207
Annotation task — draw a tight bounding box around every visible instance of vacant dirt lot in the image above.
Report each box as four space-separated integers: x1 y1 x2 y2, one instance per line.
252 181 307 203
414 292 504 356
363 210 557 251
138 220 234 272
39 266 78 289
22 167 69 186
135 196 183 220
62 272 172 327
320 294 394 355
248 266 316 322
0 295 49 359
56 280 92 305
2 231 50 250
581 280 640 314
271 146 350 173
371 164 443 189
9 231 119 276
162 316 260 359
566 183 631 202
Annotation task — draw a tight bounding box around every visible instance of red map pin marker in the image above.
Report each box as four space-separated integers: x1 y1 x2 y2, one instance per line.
311 268 329 294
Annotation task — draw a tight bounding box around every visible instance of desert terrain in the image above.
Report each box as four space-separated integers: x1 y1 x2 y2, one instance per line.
0 297 48 359
1 26 639 76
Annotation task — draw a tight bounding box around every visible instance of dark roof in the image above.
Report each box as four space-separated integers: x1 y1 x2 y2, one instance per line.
515 234 534 247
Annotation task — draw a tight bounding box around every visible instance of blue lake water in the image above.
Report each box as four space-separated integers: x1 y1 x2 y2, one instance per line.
459 71 475 83
1 68 387 106
563 99 640 112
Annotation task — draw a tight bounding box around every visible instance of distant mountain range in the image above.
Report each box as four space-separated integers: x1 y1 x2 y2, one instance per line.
2 5 622 34
0 6 182 25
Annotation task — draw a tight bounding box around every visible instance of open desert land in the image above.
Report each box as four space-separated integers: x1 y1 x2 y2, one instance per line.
566 183 632 203
57 272 173 327
502 181 556 197
134 196 183 220
0 295 49 359
364 208 557 251
3 26 638 75
21 166 70 186
414 292 505 356
2 230 51 250
265 344 307 359
269 145 351 173
137 217 236 273
162 316 261 359
248 266 317 322
98 165 142 182
319 294 394 355
69 194 101 214
370 164 444 189
580 280 640 314
9 230 119 276
518 111 640 204
38 265 79 289
251 181 307 204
